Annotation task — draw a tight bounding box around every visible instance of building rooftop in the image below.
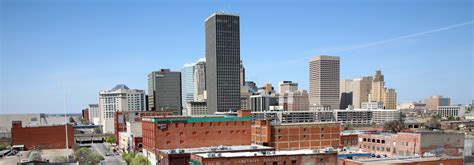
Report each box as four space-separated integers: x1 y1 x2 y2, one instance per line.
195 149 336 158
142 116 252 123
349 156 463 164
159 145 273 154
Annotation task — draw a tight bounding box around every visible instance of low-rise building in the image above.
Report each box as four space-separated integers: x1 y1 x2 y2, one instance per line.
251 111 336 124
189 149 338 165
157 145 273 165
342 156 463 165
142 116 253 164
186 102 207 116
437 105 465 118
251 120 340 150
358 132 464 157
11 121 74 150
334 109 400 125
362 101 384 109
114 111 173 153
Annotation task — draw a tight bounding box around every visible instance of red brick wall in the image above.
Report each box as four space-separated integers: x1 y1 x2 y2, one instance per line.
11 121 74 150
340 134 358 147
143 120 251 151
191 152 338 165
254 123 340 150
342 158 463 165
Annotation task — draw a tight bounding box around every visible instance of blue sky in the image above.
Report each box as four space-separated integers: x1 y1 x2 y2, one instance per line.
1 0 473 114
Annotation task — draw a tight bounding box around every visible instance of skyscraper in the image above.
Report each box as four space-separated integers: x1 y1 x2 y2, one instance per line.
370 70 385 102
181 64 195 111
205 12 241 114
194 59 206 102
351 76 373 108
147 69 182 115
309 55 340 110
368 70 397 109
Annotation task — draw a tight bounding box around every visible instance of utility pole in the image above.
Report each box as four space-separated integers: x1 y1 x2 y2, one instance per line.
64 96 70 162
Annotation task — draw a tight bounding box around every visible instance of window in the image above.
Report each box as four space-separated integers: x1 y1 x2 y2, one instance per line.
377 139 380 143
180 132 184 136
166 141 170 144
206 131 210 135
273 162 278 165
292 160 297 165
382 140 385 144
363 138 366 142
180 140 184 144
166 133 171 137
218 131 222 135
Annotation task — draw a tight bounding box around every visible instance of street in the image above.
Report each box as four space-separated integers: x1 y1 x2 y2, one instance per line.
91 143 126 165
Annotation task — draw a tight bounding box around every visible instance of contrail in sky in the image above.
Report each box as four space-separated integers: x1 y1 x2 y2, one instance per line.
332 21 474 53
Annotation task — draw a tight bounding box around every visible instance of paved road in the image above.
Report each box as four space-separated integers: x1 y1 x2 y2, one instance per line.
91 143 126 165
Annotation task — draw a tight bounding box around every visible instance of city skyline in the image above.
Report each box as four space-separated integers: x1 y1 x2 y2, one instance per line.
2 0 473 114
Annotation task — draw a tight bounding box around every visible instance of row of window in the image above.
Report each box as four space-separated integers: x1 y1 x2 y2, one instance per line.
362 138 386 144
164 130 247 137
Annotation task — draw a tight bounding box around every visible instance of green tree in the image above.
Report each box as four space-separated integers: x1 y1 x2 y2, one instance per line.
53 156 68 163
131 154 150 165
0 144 7 150
74 147 104 165
105 136 117 144
122 152 136 165
383 120 404 133
447 116 455 121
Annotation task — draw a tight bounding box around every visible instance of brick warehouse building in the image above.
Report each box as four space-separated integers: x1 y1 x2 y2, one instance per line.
358 132 464 157
142 116 252 164
114 111 174 146
11 121 74 150
251 120 341 150
189 149 338 165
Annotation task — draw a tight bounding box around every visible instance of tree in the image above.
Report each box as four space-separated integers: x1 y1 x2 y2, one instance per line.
74 147 104 165
131 154 150 165
0 144 7 150
53 156 68 163
447 116 455 121
383 120 404 133
105 136 117 144
122 152 136 165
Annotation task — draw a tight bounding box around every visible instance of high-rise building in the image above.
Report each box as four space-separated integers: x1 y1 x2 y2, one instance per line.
88 104 100 125
370 70 385 102
339 80 353 95
309 55 340 109
147 69 182 115
369 71 397 109
205 12 241 114
181 64 195 111
285 90 309 111
257 83 276 96
240 60 245 86
382 88 397 109
351 77 373 108
99 84 145 133
194 59 206 102
424 95 451 110
279 81 298 94
339 92 353 109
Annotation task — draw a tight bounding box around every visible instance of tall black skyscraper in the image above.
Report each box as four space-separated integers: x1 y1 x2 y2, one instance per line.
205 12 241 114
